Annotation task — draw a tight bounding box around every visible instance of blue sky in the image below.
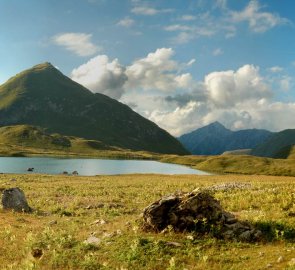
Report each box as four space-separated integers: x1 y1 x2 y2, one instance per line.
1 0 295 135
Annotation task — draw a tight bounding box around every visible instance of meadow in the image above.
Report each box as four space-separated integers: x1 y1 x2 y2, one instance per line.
0 173 294 270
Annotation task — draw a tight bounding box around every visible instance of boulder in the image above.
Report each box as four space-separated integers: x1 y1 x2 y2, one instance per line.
142 189 262 242
2 188 32 212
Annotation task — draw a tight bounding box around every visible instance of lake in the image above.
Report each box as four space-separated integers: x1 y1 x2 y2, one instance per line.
0 157 209 176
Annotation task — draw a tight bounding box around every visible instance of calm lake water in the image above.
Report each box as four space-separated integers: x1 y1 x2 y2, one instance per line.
0 157 209 176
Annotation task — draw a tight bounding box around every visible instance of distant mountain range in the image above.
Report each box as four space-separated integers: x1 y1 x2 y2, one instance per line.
178 122 273 155
0 62 188 155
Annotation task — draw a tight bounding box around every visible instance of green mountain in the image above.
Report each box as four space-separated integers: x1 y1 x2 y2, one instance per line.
0 63 187 154
251 129 295 158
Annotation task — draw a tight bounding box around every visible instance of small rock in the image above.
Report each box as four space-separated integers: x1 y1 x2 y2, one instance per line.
10 178 17 182
277 256 283 263
165 241 182 247
266 263 272 268
31 248 43 259
186 235 194 240
84 236 101 246
48 220 57 226
90 219 107 225
259 252 265 257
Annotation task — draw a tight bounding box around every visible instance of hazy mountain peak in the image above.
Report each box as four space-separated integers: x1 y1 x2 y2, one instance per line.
206 121 227 130
179 122 272 155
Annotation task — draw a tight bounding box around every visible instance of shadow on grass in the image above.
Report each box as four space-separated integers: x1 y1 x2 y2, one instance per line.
255 221 295 242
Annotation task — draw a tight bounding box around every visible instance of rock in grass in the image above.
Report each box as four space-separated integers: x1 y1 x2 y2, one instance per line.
84 236 101 246
1 187 32 213
142 189 262 242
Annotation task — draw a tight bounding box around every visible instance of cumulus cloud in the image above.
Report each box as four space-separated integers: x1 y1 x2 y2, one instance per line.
205 65 272 107
125 48 192 92
230 0 290 33
117 17 135 27
71 55 127 99
70 48 295 136
52 33 100 56
71 48 192 98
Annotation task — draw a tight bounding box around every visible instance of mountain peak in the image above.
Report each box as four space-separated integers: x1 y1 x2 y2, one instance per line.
204 121 229 132
31 62 56 71
208 121 225 129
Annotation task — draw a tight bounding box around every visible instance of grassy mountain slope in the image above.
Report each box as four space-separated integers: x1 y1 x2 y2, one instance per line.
160 154 295 176
251 129 295 158
0 63 187 155
0 125 159 159
179 122 272 155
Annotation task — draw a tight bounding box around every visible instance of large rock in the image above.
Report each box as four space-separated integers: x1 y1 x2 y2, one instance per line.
142 189 262 242
2 188 32 212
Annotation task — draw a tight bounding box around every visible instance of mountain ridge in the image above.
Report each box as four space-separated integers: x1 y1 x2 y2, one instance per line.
179 122 273 155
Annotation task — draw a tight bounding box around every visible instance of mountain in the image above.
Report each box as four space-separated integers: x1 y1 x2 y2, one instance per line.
178 122 272 155
0 62 188 155
251 129 295 158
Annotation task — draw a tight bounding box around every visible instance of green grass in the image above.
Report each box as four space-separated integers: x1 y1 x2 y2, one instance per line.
160 154 295 176
0 174 294 269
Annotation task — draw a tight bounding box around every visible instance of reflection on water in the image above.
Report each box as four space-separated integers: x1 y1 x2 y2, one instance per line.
0 157 210 176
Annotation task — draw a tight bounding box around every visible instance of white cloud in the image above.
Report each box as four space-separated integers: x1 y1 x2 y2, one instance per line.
71 55 127 99
164 24 192 32
205 65 271 107
186 59 196 66
131 6 173 16
280 76 292 91
212 48 223 56
52 33 100 56
180 15 197 21
125 48 190 92
268 66 283 73
117 17 135 27
70 48 295 136
230 0 290 33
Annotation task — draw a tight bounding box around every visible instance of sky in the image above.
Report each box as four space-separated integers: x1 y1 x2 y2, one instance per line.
1 0 295 136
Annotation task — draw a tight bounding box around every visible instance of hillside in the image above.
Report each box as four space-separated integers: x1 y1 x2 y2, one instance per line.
252 129 295 158
0 63 187 155
178 122 272 155
0 125 159 159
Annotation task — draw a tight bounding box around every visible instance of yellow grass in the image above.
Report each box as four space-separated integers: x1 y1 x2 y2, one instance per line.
0 173 294 269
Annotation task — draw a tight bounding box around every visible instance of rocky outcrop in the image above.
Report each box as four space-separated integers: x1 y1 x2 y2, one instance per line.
2 188 32 212
142 189 262 242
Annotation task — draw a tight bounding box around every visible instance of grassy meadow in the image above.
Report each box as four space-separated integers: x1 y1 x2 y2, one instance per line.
0 173 294 270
